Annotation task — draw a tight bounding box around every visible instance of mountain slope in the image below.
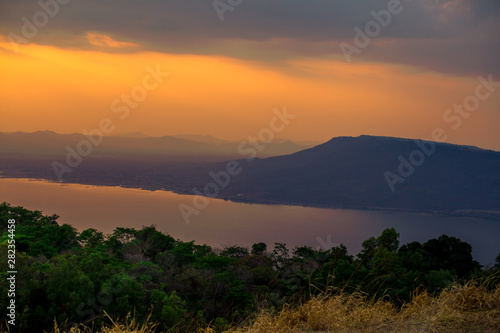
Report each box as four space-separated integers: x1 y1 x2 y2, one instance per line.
216 135 500 213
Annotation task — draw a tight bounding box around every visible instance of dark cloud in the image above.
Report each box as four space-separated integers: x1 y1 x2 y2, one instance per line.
1 0 499 75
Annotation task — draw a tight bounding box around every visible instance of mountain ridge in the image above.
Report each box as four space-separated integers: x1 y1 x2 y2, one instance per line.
199 135 500 216
0 131 307 159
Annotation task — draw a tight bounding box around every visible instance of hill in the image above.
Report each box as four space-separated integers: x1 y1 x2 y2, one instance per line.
206 135 500 216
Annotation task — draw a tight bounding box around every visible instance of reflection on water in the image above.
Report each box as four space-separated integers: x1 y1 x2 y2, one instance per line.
1 177 499 265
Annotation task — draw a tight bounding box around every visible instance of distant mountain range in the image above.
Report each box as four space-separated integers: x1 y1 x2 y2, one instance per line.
0 131 308 159
113 132 320 147
1 133 499 218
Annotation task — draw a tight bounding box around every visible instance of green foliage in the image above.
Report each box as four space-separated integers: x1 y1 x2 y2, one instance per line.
221 245 249 258
0 202 58 229
358 228 399 264
422 235 481 279
377 227 400 252
0 202 495 333
424 269 454 292
78 228 105 248
358 236 378 263
158 291 186 327
212 317 231 333
271 243 290 271
251 242 267 255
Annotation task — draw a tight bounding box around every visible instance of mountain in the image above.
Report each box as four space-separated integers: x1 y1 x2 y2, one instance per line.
209 135 500 216
112 131 150 138
172 135 311 155
173 134 232 145
0 131 306 159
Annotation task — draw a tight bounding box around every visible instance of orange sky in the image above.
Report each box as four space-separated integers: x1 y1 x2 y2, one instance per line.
1 34 499 150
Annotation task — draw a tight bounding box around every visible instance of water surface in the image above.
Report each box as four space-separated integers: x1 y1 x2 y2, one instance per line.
1 178 499 265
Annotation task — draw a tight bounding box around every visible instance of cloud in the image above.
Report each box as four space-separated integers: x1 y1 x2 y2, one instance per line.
86 31 139 48
0 0 499 76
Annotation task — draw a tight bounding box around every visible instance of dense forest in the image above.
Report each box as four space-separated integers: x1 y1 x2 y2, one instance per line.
0 202 499 332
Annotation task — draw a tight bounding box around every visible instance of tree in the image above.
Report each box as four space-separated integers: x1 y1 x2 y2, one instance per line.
78 228 104 248
110 227 137 244
292 246 315 259
328 244 351 264
377 228 400 252
424 269 454 293
122 226 176 263
159 291 186 327
398 241 430 271
220 245 249 258
423 235 480 279
0 202 58 230
251 242 267 256
357 236 377 263
105 227 137 258
357 228 400 265
271 243 290 270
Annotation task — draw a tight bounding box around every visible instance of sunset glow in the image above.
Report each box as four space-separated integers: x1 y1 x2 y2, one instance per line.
0 1 499 149
1 35 498 149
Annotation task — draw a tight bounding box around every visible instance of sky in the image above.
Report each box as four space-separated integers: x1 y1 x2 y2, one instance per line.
1 0 499 150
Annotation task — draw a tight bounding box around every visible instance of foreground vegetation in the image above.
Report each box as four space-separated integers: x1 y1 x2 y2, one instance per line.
232 282 500 333
46 282 500 333
1 202 499 332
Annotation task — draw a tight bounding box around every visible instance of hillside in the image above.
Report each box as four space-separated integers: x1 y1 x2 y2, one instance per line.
213 135 500 216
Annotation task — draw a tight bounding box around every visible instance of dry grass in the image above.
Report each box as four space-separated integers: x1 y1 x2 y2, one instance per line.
49 312 158 333
45 282 500 333
229 282 500 333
